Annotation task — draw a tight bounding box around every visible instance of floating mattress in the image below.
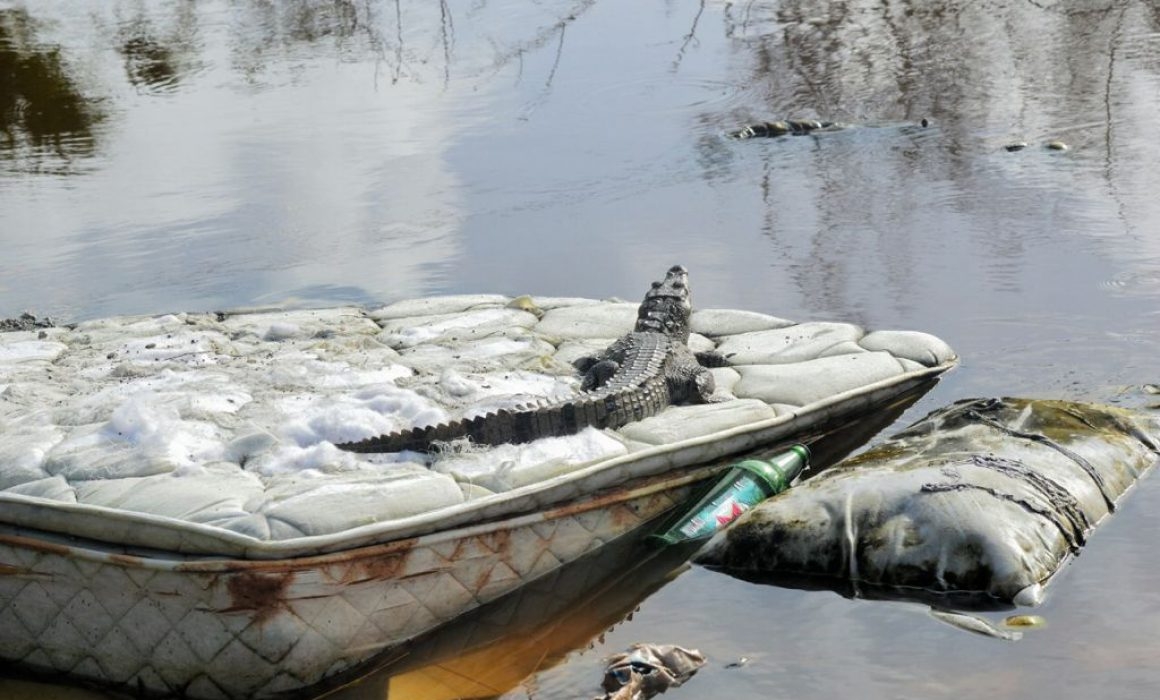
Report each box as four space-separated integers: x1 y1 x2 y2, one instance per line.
696 397 1160 607
0 294 956 697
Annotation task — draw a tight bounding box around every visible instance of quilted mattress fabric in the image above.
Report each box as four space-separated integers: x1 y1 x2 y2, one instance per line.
0 296 955 548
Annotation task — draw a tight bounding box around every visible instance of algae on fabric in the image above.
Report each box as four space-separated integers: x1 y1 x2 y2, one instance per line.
696 398 1160 607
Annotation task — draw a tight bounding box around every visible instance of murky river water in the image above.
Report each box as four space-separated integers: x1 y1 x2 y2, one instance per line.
3 0 1160 698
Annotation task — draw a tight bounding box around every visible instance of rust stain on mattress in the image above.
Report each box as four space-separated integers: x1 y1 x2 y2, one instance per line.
0 533 74 557
107 553 146 568
345 551 409 583
0 562 32 576
223 570 296 623
475 529 511 554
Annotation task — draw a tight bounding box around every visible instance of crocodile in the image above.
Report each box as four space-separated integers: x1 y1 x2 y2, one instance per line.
337 264 728 453
730 117 930 140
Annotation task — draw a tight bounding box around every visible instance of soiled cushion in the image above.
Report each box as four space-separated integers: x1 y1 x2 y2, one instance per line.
696 398 1160 605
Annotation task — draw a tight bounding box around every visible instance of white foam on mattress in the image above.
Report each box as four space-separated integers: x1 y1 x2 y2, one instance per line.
0 298 957 553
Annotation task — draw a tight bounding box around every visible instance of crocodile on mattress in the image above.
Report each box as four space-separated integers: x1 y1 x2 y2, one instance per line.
0 294 957 697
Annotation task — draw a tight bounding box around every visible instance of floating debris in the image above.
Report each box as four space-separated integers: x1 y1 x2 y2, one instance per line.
1003 614 1047 629
695 398 1160 605
599 643 706 700
1046 140 1069 151
651 445 809 545
1005 142 1028 152
724 657 750 669
731 119 835 139
733 121 789 138
786 118 824 132
929 608 1023 641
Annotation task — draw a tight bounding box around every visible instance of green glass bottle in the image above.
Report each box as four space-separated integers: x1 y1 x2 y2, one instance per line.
652 444 810 545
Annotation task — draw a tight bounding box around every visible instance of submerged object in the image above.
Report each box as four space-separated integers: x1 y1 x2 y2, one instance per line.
1003 614 1047 629
929 608 1022 641
600 643 705 700
652 445 809 545
695 398 1160 606
731 118 931 140
731 119 836 139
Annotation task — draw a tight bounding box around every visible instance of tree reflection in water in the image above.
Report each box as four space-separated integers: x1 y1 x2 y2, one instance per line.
116 0 201 94
691 0 1160 324
0 0 593 162
0 8 103 170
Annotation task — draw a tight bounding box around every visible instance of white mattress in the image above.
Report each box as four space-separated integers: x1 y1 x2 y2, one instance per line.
0 295 957 557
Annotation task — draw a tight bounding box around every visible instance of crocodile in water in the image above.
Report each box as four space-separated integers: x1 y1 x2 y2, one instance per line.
730 117 930 139
337 265 727 453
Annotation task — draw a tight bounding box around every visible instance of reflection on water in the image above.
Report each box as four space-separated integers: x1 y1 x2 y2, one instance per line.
699 0 1160 332
116 2 201 94
332 388 929 700
0 7 103 170
3 0 1160 698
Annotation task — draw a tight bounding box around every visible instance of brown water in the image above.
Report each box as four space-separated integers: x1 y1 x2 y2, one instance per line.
3 0 1160 698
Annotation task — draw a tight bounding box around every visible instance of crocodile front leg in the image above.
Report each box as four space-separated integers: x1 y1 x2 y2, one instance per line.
696 366 730 402
664 345 727 404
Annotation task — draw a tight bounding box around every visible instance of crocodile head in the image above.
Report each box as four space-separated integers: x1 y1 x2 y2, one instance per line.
635 264 692 341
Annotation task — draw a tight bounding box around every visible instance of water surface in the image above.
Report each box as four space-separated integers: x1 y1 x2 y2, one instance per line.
3 0 1160 698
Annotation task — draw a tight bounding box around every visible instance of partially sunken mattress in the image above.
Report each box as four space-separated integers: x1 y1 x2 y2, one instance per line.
0 296 956 558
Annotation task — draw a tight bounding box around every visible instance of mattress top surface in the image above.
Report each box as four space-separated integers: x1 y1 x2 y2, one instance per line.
0 294 956 556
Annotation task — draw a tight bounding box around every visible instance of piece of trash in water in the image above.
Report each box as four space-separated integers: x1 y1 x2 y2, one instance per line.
1003 614 1047 629
694 398 1160 605
1005 142 1028 152
1142 384 1160 395
929 608 1023 641
651 445 810 545
1046 140 1069 151
724 657 749 669
598 643 706 700
731 120 834 139
732 121 790 139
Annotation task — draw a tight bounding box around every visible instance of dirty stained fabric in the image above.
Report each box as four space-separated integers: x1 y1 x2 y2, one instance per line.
0 297 956 554
695 398 1160 606
598 643 706 700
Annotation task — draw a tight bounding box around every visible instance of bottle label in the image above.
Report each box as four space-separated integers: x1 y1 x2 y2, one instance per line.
675 473 767 540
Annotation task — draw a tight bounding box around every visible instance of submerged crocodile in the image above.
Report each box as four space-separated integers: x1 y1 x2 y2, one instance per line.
730 117 930 140
337 265 728 453
731 119 841 139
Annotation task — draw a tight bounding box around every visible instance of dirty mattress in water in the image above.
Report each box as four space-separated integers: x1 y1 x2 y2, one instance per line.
1 296 957 557
697 397 1160 607
0 295 957 698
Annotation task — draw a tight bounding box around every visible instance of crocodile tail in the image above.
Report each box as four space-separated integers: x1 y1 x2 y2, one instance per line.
336 398 603 454
334 405 544 453
336 417 474 453
337 381 668 454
